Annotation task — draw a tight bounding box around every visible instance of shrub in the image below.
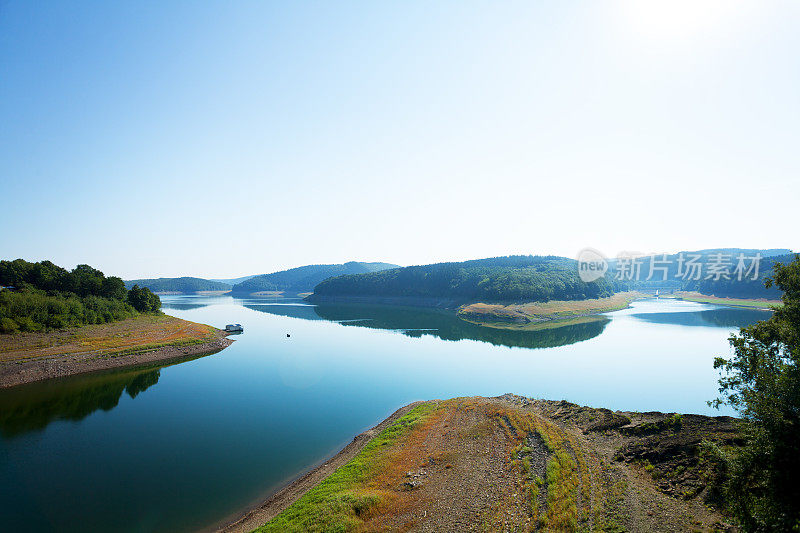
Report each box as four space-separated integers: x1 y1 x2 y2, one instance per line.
0 317 18 334
0 259 161 334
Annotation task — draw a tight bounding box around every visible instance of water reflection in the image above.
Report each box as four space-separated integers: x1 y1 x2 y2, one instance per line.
0 367 161 437
243 301 611 350
630 308 769 329
0 296 773 533
160 302 211 311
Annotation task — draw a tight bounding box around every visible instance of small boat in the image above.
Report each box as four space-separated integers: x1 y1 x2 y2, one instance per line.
225 324 244 332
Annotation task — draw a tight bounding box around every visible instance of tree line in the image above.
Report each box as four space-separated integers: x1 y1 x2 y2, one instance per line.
0 259 160 334
123 277 232 293
312 256 613 303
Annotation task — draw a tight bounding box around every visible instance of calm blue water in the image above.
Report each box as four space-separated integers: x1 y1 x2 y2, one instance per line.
0 297 766 532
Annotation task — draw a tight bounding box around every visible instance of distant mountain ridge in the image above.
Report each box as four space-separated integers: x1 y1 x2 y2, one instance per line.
209 275 256 286
124 277 232 294
124 248 795 299
681 248 790 257
230 262 400 295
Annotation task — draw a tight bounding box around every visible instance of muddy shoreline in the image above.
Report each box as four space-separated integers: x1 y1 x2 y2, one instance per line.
213 401 423 533
0 335 234 388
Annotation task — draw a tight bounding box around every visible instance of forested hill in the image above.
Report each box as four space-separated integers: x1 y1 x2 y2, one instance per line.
124 277 232 294
310 256 613 305
230 262 399 295
1 259 160 333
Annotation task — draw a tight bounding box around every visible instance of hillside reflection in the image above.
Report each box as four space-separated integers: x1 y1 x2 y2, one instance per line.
242 301 611 350
630 308 767 329
0 367 161 437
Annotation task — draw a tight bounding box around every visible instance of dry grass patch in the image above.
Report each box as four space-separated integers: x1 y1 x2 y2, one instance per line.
676 291 781 309
0 314 221 363
459 292 643 329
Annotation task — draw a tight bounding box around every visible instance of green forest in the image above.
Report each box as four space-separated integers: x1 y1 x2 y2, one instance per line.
231 261 399 294
311 256 613 303
0 259 161 334
123 276 232 293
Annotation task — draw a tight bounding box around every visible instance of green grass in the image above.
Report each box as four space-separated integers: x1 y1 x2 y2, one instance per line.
106 336 212 357
255 402 437 533
678 294 781 309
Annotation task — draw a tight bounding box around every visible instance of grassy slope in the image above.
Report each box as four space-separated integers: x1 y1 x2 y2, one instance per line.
0 314 221 363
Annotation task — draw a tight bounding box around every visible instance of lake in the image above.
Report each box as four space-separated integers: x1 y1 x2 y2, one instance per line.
0 297 766 532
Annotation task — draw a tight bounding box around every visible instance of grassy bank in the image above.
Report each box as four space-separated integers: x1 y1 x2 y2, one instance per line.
676 291 781 309
256 403 438 532
0 314 232 388
457 291 643 329
0 314 222 363
251 396 738 533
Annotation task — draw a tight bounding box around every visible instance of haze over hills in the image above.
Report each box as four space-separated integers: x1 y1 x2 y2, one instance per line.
123 264 399 295
230 262 400 295
209 275 256 286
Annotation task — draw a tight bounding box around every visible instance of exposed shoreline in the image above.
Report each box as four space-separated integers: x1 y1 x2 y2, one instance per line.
214 401 423 533
672 291 781 310
456 291 644 328
226 395 741 532
0 317 234 388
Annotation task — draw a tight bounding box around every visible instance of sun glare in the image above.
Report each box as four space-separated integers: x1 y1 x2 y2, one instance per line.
617 0 757 43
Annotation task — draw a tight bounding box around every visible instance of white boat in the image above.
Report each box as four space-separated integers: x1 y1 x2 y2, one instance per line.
225 324 243 332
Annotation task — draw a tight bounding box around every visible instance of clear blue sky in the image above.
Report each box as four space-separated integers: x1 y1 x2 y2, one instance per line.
1 1 798 279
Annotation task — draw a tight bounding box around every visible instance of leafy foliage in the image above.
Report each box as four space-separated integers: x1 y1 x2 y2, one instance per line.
312 256 613 303
0 259 160 333
231 261 399 294
126 284 161 313
712 254 800 530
